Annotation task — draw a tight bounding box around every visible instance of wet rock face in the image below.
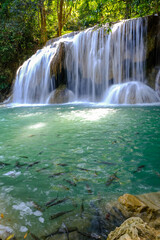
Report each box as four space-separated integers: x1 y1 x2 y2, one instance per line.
50 42 67 88
107 217 158 240
104 192 160 239
146 15 160 90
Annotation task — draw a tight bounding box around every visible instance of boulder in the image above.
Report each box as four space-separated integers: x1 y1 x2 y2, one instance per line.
50 42 67 88
104 192 160 236
47 85 74 104
107 217 159 240
118 194 147 213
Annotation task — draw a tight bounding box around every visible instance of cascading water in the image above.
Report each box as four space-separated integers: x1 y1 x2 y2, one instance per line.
13 46 56 103
12 17 160 104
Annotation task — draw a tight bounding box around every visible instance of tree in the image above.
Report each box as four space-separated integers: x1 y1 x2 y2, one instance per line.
55 0 77 36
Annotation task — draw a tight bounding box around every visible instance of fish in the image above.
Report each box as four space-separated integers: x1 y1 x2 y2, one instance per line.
36 167 49 172
77 167 90 172
133 165 145 173
45 196 58 207
19 156 28 159
27 161 40 168
57 163 68 167
30 233 40 240
99 161 116 166
106 172 119 186
15 161 27 168
49 172 66 178
28 135 36 137
32 202 44 212
0 162 11 168
64 179 76 186
155 171 160 177
86 183 93 194
38 151 43 155
46 198 68 208
80 199 84 218
50 209 73 220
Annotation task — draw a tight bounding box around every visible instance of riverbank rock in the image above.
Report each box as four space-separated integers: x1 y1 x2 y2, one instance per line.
107 217 159 240
104 192 160 239
48 84 74 104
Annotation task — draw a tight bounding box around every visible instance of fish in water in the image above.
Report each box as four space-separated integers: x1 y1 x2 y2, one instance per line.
133 165 145 173
64 179 77 186
15 161 27 168
32 202 44 212
106 172 119 186
30 233 40 240
28 135 36 137
19 156 28 159
50 209 73 220
27 161 40 168
80 199 84 218
86 183 93 194
77 167 90 172
155 171 160 177
0 162 10 168
57 163 68 167
46 197 68 208
49 172 66 178
45 196 58 207
38 151 43 155
36 167 49 172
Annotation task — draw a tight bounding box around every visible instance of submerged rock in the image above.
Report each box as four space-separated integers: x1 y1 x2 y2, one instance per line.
47 85 74 104
107 217 159 240
0 224 14 240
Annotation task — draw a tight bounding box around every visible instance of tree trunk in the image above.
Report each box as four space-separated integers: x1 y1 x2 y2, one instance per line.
125 0 131 19
39 0 47 44
57 0 64 36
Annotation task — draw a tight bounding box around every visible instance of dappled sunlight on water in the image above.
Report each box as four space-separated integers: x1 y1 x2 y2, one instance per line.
60 108 116 122
0 104 159 239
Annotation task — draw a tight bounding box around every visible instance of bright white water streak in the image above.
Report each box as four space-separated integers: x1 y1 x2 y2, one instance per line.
12 17 148 104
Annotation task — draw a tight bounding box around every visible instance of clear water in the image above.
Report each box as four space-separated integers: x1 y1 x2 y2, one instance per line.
0 104 160 239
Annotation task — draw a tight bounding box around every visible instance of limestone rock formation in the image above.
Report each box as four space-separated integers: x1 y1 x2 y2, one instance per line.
104 192 160 238
47 84 74 104
107 217 159 240
50 42 67 88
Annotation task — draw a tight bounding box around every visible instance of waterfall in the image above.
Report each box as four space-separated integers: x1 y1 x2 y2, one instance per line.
12 17 159 104
13 46 56 103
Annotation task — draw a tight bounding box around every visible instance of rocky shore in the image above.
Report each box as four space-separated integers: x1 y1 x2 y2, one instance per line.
106 192 160 240
1 192 160 240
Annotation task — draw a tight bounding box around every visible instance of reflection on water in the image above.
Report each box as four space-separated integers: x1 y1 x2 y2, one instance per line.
0 104 159 239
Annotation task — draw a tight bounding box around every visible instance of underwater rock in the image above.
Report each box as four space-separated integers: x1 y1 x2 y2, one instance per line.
0 224 14 240
47 85 74 104
106 217 159 240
